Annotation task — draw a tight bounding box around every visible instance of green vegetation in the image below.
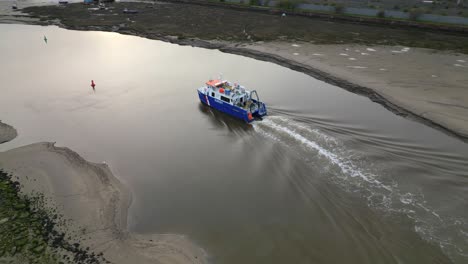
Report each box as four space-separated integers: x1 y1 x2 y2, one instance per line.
335 4 344 14
0 170 105 264
0 172 56 263
22 2 468 54
409 7 425 20
187 0 468 26
377 9 385 18
278 0 301 10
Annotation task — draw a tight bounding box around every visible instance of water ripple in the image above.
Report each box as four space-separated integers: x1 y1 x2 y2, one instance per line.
254 115 468 263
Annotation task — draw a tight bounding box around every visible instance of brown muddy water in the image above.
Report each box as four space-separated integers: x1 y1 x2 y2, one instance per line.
0 24 467 264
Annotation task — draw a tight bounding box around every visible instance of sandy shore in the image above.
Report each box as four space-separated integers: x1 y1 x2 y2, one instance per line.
0 141 208 264
0 121 17 144
221 42 468 139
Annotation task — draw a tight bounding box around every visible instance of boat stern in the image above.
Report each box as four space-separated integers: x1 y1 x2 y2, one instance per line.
256 102 267 117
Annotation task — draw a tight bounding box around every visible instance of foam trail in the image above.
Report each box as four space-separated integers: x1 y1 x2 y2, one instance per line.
256 117 391 191
254 116 468 262
269 116 338 144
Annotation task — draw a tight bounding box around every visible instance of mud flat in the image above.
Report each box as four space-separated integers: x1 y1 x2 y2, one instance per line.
0 0 40 24
224 42 468 140
0 139 208 263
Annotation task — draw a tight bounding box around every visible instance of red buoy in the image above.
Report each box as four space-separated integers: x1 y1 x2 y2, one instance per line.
219 88 225 94
248 113 253 121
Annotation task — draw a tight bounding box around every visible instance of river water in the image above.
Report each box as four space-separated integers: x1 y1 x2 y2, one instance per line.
0 24 467 264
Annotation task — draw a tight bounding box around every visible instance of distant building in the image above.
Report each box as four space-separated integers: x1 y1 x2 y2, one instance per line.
84 0 93 4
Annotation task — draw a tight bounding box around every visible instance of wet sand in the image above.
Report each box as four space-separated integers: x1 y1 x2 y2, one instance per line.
0 121 17 144
223 42 468 139
0 140 208 264
13 1 468 141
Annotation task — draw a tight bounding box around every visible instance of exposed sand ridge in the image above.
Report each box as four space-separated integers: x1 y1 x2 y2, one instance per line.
221 42 468 141
0 133 208 264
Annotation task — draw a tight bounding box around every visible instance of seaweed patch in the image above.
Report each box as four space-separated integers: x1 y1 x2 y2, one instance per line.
0 169 107 264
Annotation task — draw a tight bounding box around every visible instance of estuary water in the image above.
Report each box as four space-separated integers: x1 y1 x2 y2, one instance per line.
0 24 467 264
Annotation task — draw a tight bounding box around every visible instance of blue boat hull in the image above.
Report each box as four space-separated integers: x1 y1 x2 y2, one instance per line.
198 91 265 123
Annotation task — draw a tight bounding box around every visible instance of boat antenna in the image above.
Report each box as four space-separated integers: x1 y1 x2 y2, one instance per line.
219 73 223 80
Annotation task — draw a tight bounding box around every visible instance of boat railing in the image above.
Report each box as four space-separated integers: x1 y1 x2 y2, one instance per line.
258 102 267 115
249 102 258 113
249 90 266 115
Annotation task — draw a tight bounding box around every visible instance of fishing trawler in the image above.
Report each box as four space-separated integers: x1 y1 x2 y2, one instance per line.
197 78 267 122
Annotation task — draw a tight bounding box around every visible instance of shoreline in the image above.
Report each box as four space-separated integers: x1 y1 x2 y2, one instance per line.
0 124 208 264
13 2 468 142
216 45 468 140
21 22 468 142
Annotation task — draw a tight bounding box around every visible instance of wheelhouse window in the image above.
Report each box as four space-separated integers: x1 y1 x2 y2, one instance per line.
220 96 231 103
211 92 215 97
